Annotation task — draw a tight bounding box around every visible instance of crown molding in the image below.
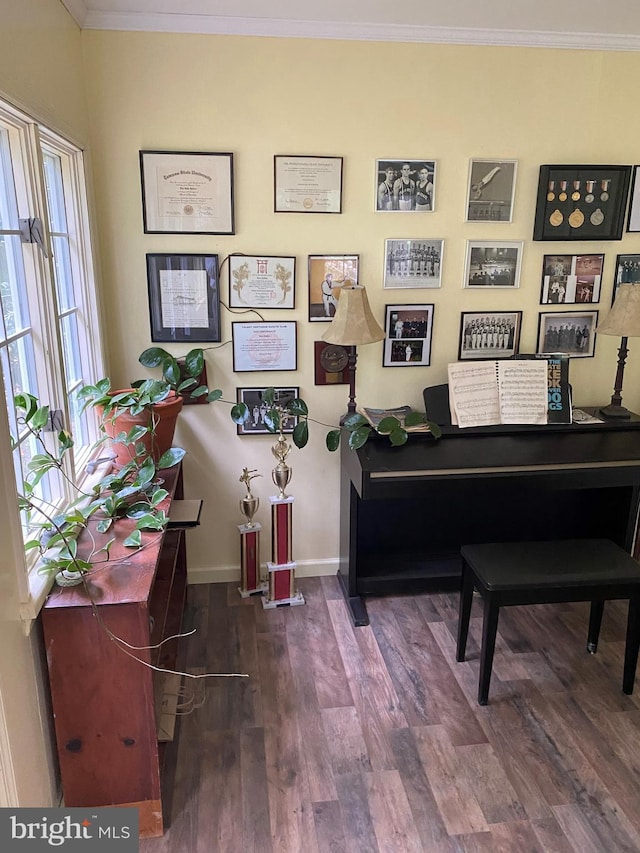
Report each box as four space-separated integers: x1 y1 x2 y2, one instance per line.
78 11 640 51
60 0 88 27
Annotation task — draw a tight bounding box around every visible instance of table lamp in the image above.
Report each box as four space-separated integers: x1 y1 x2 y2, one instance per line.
595 282 640 419
321 284 385 422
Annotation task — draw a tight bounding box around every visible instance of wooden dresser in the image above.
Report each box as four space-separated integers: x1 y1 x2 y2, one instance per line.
41 463 194 837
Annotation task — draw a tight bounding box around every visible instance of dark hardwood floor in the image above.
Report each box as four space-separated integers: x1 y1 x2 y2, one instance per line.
141 576 640 852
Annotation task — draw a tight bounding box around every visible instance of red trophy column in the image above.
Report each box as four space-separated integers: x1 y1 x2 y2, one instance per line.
238 468 267 598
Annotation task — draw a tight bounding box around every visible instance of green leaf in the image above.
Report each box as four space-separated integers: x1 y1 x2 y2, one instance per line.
404 411 426 427
157 447 186 469
184 349 204 377
348 426 372 450
123 530 142 548
388 427 408 446
139 347 171 368
263 388 276 405
292 420 309 449
137 457 156 486
230 403 249 424
24 539 41 551
342 413 368 430
376 416 401 435
287 398 308 417
206 389 222 403
14 393 37 420
151 488 169 507
96 517 113 534
263 410 280 433
326 430 341 451
189 385 208 397
136 513 166 531
163 358 181 387
428 421 442 440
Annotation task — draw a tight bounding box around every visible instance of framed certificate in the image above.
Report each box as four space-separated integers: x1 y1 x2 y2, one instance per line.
146 253 220 343
274 155 343 214
232 321 297 372
139 150 234 234
229 255 296 309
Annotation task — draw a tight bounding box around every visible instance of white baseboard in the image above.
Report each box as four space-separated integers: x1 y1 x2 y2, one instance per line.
187 558 338 585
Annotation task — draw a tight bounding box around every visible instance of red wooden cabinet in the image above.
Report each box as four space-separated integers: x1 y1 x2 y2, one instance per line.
41 464 190 838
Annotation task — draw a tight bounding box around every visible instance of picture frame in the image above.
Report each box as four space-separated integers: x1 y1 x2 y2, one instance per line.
540 254 604 305
537 310 598 358
139 150 234 235
232 321 297 372
274 155 343 214
463 241 523 289
146 253 221 343
383 304 434 367
533 164 631 241
613 253 640 303
308 254 359 322
465 159 518 222
383 239 443 289
458 311 522 360
628 166 640 231
229 255 296 309
375 159 437 212
235 387 299 435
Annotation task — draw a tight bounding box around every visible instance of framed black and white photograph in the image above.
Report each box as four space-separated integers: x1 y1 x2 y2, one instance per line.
613 254 640 302
458 311 522 360
146 253 220 343
464 241 523 288
308 254 359 322
383 304 434 367
465 159 518 222
537 310 598 358
232 321 297 372
383 239 443 289
540 254 604 304
533 164 631 241
627 166 640 232
236 387 299 435
274 155 343 214
375 159 437 212
229 255 295 309
139 150 234 235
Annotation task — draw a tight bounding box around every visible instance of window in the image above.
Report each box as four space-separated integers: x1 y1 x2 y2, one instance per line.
0 100 104 618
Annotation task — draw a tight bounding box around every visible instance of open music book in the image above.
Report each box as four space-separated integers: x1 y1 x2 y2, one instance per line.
448 359 550 428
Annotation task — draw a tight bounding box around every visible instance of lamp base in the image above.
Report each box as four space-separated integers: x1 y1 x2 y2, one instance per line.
598 403 632 420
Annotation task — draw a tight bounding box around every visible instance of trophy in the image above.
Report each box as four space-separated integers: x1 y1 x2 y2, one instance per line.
271 433 292 499
237 468 266 598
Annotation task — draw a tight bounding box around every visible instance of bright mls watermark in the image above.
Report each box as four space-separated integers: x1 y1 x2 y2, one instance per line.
0 808 138 850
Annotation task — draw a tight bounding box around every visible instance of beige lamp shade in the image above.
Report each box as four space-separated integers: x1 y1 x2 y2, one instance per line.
321 284 385 346
596 284 640 337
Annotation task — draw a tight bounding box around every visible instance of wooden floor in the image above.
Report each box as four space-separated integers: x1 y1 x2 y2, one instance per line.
141 576 640 852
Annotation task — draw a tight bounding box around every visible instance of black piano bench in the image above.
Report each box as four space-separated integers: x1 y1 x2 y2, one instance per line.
456 539 640 705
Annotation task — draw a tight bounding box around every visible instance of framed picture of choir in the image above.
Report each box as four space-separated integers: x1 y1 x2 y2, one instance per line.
383 238 443 289
536 310 598 358
458 310 522 360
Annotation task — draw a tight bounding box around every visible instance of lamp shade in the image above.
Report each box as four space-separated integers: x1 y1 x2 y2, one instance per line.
596 283 640 337
321 284 385 346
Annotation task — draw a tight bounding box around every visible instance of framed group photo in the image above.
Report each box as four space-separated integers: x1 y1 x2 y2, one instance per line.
139 150 234 235
229 255 295 309
458 311 522 360
308 254 359 322
232 321 297 372
146 253 221 343
540 254 604 304
383 239 443 289
613 254 640 302
375 159 437 212
465 159 518 222
537 310 598 358
274 155 343 214
236 387 299 435
464 241 523 288
383 304 434 367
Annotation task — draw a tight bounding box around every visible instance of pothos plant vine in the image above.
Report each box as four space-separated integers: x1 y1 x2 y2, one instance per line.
12 392 182 584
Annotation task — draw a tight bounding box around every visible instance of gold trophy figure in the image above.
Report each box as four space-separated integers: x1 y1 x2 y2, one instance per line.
271 433 292 499
239 467 261 527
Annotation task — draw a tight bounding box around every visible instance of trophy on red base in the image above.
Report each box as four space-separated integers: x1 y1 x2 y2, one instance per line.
263 434 304 609
237 467 267 598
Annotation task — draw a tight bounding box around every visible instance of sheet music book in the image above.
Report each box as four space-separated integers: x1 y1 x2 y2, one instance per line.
448 360 549 428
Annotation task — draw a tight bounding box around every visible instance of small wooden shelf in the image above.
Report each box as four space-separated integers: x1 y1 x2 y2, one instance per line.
41 463 195 838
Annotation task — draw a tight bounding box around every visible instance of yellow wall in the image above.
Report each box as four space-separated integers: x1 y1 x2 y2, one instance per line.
82 32 640 581
0 0 89 807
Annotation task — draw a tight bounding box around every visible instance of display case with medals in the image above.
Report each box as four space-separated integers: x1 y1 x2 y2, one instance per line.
533 164 632 241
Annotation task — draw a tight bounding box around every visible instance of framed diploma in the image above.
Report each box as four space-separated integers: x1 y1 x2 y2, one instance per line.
229 255 296 309
146 253 221 343
533 164 631 241
139 150 234 234
274 155 343 214
232 321 297 372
